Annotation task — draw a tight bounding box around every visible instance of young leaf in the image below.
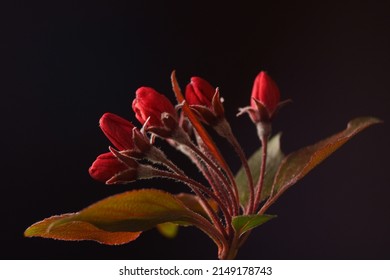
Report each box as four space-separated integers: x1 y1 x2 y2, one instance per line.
269 117 382 204
235 133 284 207
25 189 200 244
24 214 141 245
232 214 276 237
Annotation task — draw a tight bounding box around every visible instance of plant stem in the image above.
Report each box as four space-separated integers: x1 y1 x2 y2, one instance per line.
146 146 232 219
187 141 240 216
253 135 268 211
190 213 229 258
221 123 255 214
180 140 233 215
220 232 240 260
153 169 231 240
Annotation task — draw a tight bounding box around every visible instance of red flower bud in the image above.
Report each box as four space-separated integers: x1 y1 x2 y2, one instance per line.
99 113 135 150
185 77 215 107
184 77 225 125
132 87 176 127
251 71 280 115
88 152 128 183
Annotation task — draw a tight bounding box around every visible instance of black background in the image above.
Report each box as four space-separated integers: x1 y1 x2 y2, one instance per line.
2 0 389 259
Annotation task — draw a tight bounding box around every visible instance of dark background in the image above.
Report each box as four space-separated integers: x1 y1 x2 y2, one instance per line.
2 0 389 259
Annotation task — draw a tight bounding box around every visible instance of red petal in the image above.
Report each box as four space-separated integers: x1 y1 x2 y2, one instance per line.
89 152 127 183
251 71 281 114
185 77 215 107
99 113 135 150
132 87 176 127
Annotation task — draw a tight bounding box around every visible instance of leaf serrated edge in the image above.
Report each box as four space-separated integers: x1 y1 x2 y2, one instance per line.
260 116 382 214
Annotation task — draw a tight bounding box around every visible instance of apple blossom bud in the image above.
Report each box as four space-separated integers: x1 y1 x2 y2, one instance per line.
132 87 176 128
185 77 225 125
99 113 135 150
104 148 138 184
185 77 215 107
251 71 280 116
88 152 128 183
107 147 158 185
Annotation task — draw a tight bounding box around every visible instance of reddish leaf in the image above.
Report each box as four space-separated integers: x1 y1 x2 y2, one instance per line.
269 117 381 204
25 189 201 244
24 214 141 245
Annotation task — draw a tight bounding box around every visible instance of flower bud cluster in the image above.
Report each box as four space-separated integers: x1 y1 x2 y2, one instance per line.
89 70 283 218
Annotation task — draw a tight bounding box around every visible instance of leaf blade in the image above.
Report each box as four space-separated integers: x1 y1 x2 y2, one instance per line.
65 189 197 231
24 214 141 245
232 214 276 237
271 117 382 201
25 189 199 244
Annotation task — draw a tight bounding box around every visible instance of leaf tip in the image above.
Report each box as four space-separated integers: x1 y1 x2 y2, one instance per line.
347 116 383 130
23 226 33 237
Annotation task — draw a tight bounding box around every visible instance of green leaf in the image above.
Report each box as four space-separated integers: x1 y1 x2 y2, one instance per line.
25 189 199 244
270 117 382 203
235 133 285 207
24 214 141 245
69 189 197 231
232 214 276 237
156 222 179 238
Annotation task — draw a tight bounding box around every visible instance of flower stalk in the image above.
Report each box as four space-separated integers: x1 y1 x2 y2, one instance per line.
254 134 268 211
